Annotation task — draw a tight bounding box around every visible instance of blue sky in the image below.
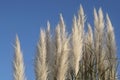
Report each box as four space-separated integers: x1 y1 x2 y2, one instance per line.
0 0 120 80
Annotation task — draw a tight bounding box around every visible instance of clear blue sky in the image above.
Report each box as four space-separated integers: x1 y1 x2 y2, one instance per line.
0 0 120 80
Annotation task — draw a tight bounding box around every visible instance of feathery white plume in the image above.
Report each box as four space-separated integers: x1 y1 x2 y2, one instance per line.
46 21 54 80
35 30 48 80
13 35 26 80
72 14 83 75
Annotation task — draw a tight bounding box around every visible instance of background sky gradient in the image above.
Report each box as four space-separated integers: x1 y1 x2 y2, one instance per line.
0 0 120 80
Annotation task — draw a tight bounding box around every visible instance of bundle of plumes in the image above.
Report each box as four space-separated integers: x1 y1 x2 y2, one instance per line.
13 5 117 80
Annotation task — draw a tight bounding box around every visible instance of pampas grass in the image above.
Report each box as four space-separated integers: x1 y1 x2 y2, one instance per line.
53 14 69 80
35 30 48 80
46 21 55 80
33 6 117 80
12 5 118 80
71 5 85 77
13 35 26 80
94 8 105 79
105 14 117 80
